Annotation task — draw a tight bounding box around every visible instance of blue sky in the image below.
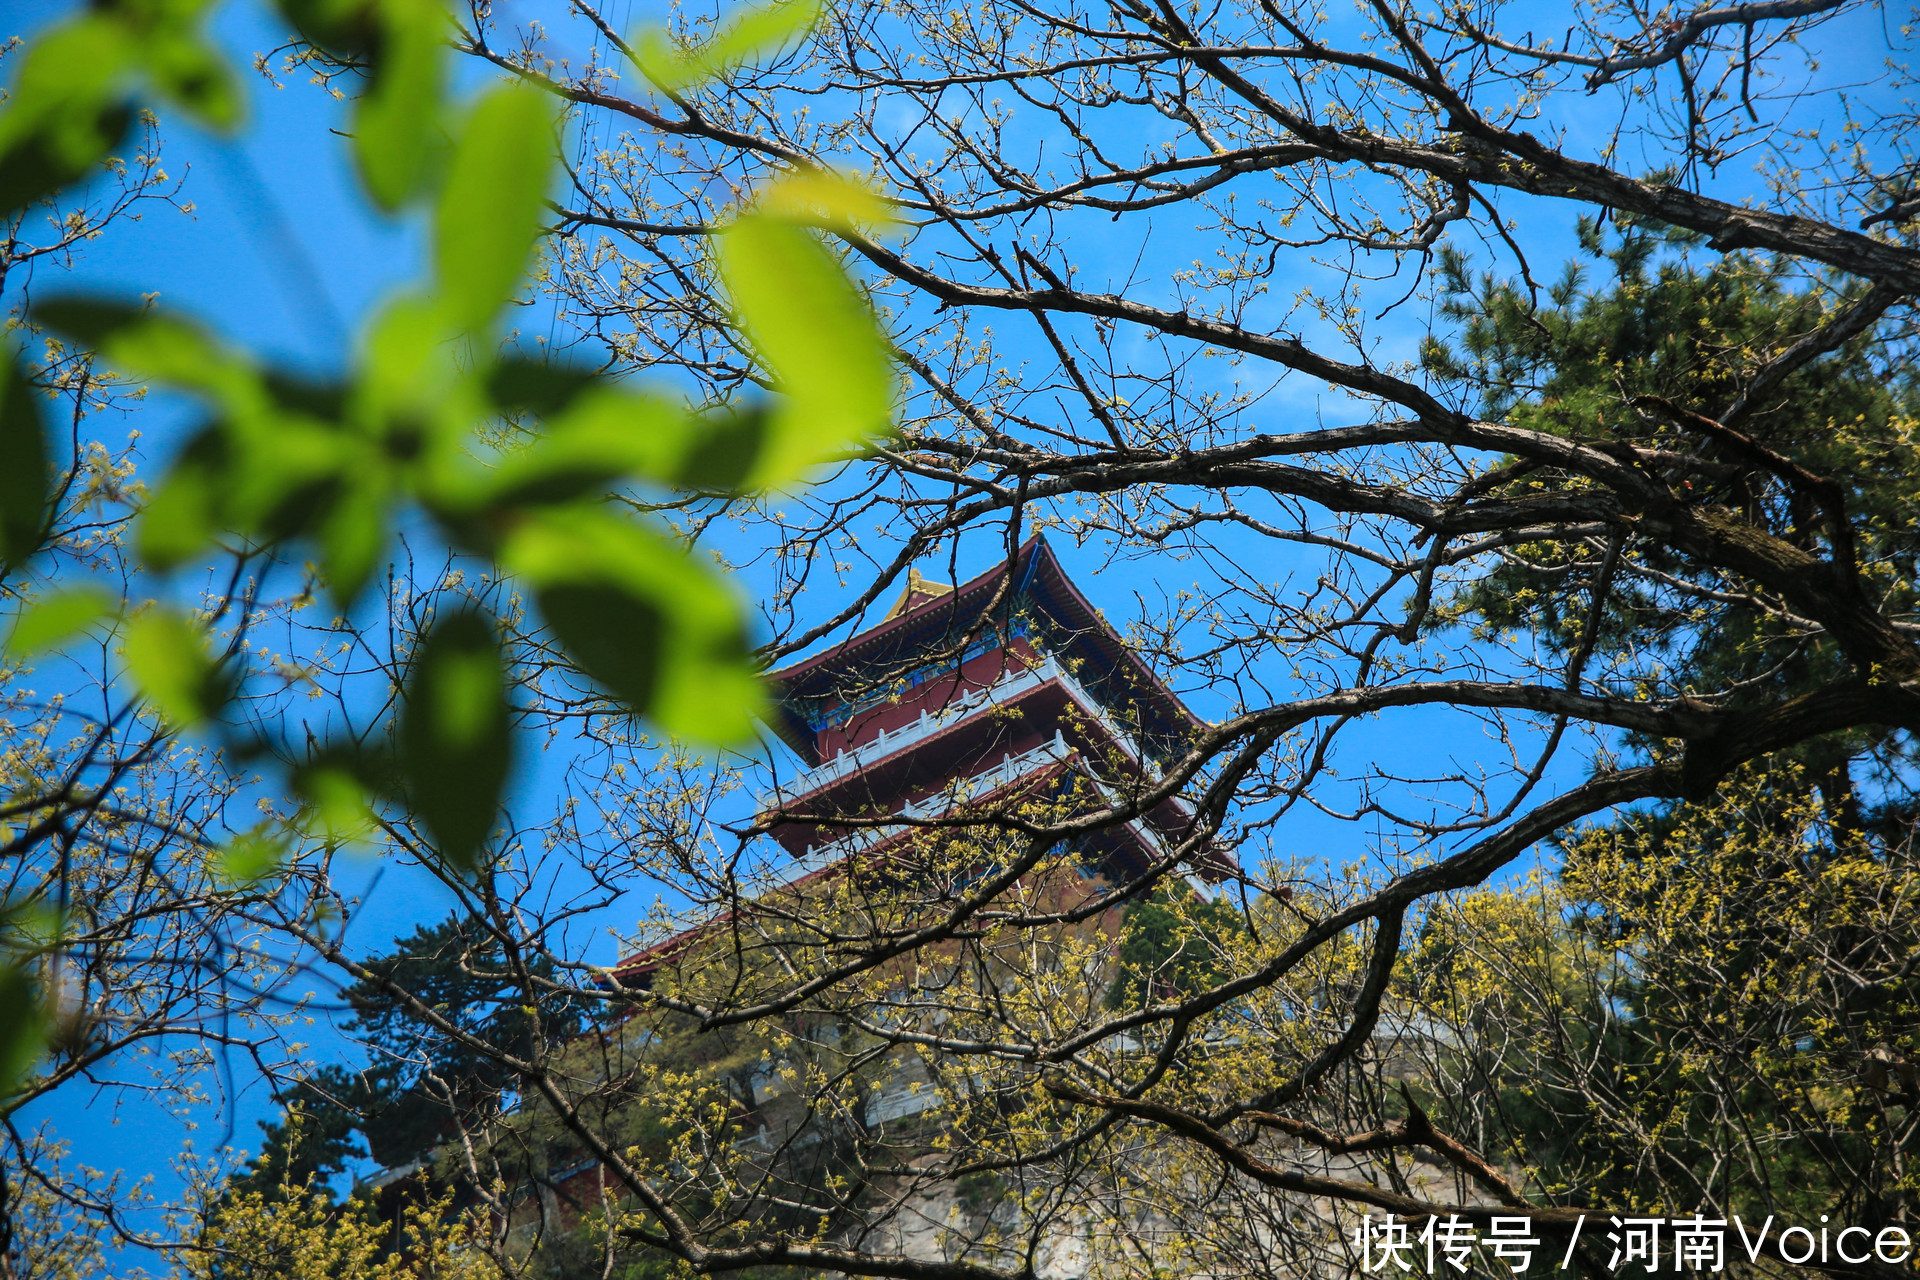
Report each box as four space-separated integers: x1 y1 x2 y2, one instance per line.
10 0 419 367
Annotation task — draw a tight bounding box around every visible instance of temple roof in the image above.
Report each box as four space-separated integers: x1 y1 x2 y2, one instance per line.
763 536 1204 765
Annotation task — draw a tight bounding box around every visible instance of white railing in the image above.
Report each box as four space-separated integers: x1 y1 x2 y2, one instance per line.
771 734 1075 882
761 654 1158 809
763 658 1059 802
866 1082 942 1125
900 731 1071 819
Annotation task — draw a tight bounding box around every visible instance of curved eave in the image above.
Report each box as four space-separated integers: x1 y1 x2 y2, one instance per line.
764 536 1206 762
1021 541 1204 750
763 676 1195 835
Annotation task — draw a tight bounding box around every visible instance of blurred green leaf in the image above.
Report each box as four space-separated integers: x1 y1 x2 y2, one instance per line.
186 414 351 550
0 900 61 948
105 0 222 36
143 30 242 130
263 370 350 423
0 0 233 210
753 166 895 233
35 299 274 427
28 296 146 347
435 83 556 334
634 0 820 93
486 357 600 417
124 606 230 726
274 0 381 60
0 345 50 569
219 826 286 884
6 586 119 656
472 384 693 511
0 17 136 214
317 473 389 608
352 0 445 211
355 294 474 453
400 605 511 870
295 762 380 845
538 577 665 713
718 204 894 489
0 0 871 899
0 900 56 1102
39 302 373 562
675 404 767 492
501 508 761 743
137 428 224 568
0 961 48 1097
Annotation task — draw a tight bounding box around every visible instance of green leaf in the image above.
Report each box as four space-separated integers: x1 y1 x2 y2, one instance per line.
717 204 894 490
435 83 556 334
0 103 134 219
99 0 239 131
500 507 762 742
124 606 230 726
0 900 60 948
0 17 137 214
675 404 768 492
352 295 488 511
35 299 274 426
219 827 286 884
33 298 369 552
487 357 601 416
0 961 48 1097
352 0 446 211
274 0 382 60
263 370 350 422
470 384 695 511
355 293 473 447
399 605 512 870
160 414 351 551
295 763 379 845
101 0 222 36
317 472 389 608
28 297 146 347
127 376 364 570
433 368 695 519
0 345 50 568
137 427 224 568
6 586 119 655
634 0 820 93
142 30 243 131
752 167 895 233
538 578 666 713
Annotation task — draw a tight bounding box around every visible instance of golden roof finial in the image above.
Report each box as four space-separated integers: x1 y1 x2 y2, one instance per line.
882 566 954 621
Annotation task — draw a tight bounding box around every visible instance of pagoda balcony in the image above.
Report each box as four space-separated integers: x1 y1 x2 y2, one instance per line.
616 731 1206 983
765 731 1076 879
760 654 1156 811
899 729 1077 820
765 732 1184 884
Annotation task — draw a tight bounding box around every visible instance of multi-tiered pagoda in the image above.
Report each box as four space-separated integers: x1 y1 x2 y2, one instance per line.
616 535 1218 977
753 535 1210 893
512 538 1221 1242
